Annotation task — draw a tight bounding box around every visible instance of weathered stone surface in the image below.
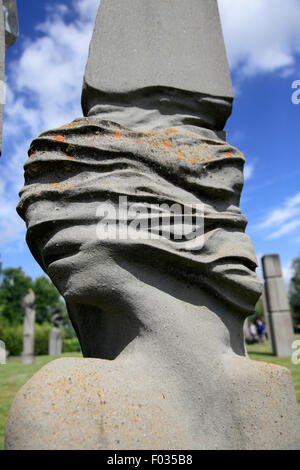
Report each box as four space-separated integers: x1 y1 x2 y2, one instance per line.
269 312 295 357
262 254 283 279
7 1 300 450
3 0 19 49
262 255 295 357
261 286 274 351
21 289 35 365
265 278 290 312
82 0 233 132
5 356 300 450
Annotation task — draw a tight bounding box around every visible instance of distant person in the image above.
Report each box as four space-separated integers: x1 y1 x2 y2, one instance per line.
256 319 265 343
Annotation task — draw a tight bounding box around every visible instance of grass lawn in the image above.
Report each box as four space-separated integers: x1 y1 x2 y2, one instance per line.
0 339 300 450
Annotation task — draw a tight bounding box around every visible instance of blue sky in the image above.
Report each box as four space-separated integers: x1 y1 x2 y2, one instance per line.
1 0 300 285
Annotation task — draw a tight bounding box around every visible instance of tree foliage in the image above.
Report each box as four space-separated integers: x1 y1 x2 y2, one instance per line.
289 255 300 328
0 267 67 326
0 267 33 324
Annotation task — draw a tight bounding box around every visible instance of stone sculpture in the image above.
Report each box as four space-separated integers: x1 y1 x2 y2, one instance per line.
21 288 35 365
0 339 6 364
48 309 63 356
262 254 295 357
5 0 300 450
0 0 18 154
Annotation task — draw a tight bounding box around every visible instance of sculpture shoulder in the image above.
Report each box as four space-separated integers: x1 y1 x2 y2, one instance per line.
5 357 187 450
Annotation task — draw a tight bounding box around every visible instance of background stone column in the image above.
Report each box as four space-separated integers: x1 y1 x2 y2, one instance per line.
21 289 36 364
262 254 294 357
49 312 63 356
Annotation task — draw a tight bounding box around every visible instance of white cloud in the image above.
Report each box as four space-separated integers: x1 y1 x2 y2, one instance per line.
267 219 300 240
0 0 100 251
218 0 300 76
282 260 293 285
257 192 300 240
244 162 254 181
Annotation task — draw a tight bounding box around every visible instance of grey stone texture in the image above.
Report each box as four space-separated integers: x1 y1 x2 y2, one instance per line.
0 0 4 155
261 285 274 351
6 0 300 450
3 0 19 49
82 0 233 132
21 289 35 365
262 254 295 357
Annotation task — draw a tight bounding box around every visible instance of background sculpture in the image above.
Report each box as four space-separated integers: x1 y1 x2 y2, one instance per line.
48 308 62 356
5 0 300 450
0 0 18 154
21 288 35 365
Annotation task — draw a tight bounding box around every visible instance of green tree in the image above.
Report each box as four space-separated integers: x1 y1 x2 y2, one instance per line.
289 255 300 329
0 267 33 324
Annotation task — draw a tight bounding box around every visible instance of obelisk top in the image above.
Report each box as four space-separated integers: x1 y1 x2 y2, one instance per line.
82 0 233 131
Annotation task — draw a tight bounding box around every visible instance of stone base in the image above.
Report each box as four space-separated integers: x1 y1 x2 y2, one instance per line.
5 356 300 450
21 354 35 365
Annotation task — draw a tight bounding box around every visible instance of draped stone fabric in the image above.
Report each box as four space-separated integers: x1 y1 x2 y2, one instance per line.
17 117 262 314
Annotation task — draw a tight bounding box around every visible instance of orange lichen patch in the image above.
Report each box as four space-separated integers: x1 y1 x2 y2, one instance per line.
162 142 171 147
67 156 72 160
114 132 121 138
190 159 196 163
52 183 58 187
169 129 178 134
177 156 183 160
29 153 35 159
226 152 233 157
65 123 77 128
68 186 72 190
137 140 143 144
55 136 65 142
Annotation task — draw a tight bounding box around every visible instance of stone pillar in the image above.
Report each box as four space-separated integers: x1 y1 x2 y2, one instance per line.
0 0 18 154
49 313 63 356
261 285 273 351
262 255 294 357
0 339 6 364
49 328 62 356
7 0 300 451
82 0 233 134
0 0 5 155
21 289 36 365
